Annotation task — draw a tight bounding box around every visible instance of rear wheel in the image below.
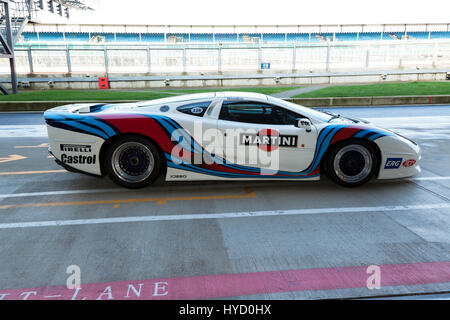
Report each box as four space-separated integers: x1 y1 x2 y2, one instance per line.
104 136 162 188
326 140 378 187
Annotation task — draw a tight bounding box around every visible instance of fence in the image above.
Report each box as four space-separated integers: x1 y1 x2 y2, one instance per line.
1 40 450 74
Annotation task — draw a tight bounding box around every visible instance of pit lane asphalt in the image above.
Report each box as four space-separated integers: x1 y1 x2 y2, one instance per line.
0 105 449 300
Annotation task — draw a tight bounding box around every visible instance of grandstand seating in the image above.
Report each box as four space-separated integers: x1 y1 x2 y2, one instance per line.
190 33 214 42
20 31 450 44
99 33 116 42
262 33 285 42
286 33 310 42
115 33 140 42
358 32 382 41
64 32 90 42
215 33 238 42
313 33 333 42
36 32 64 42
167 33 190 42
239 33 262 42
335 33 358 41
430 31 450 39
22 31 38 41
407 32 430 40
140 33 165 42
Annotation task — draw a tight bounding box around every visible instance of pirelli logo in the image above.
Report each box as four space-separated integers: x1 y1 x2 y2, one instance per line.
60 144 92 153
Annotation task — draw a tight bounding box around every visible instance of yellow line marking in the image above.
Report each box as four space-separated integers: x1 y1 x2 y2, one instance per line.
0 187 256 210
0 170 67 176
113 204 120 209
0 154 27 164
14 143 49 149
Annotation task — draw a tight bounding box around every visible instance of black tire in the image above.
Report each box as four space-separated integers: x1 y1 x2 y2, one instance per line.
326 139 378 187
104 135 162 189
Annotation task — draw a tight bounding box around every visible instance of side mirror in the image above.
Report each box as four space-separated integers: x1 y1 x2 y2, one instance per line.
295 118 312 132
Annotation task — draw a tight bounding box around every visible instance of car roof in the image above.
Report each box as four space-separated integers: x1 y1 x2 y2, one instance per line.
137 92 216 106
215 91 269 101
136 91 269 107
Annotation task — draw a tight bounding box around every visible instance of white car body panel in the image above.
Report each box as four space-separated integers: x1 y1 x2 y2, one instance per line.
43 92 421 183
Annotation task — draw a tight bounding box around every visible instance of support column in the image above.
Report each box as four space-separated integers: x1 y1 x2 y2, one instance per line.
147 47 151 73
292 44 296 72
5 2 18 94
182 47 187 73
218 46 222 73
325 40 331 72
66 46 72 73
104 47 109 74
28 47 34 73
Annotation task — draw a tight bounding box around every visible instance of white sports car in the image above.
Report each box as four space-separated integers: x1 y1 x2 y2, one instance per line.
44 92 421 188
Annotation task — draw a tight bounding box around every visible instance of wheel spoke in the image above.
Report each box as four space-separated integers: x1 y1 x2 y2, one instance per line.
333 144 372 184
112 142 155 183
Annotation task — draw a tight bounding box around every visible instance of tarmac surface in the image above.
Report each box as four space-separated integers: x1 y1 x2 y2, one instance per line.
0 104 449 300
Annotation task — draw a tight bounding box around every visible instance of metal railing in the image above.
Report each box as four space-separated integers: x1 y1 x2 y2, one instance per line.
4 39 450 75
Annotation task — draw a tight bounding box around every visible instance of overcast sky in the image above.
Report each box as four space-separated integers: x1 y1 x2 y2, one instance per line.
64 0 449 25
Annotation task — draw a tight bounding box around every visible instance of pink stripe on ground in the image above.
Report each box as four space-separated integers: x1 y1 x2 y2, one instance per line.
1 261 449 300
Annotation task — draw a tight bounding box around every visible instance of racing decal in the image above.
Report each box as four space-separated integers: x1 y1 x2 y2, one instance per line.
45 113 120 140
61 154 96 165
160 122 391 179
402 159 416 167
240 129 298 151
60 144 92 153
384 158 403 169
169 174 188 179
190 107 204 114
46 111 393 179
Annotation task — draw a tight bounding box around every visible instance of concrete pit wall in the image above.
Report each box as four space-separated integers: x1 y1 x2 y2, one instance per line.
0 71 446 90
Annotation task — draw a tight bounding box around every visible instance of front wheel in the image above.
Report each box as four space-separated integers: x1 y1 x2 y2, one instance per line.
326 140 378 187
104 136 162 188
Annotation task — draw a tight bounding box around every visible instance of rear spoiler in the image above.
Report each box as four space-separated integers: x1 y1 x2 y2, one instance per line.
44 103 108 114
44 102 139 115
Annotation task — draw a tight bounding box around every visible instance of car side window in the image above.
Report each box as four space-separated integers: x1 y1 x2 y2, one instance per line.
219 101 303 125
177 101 211 117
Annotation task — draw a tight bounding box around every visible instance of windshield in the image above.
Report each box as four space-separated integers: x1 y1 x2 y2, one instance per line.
269 97 334 122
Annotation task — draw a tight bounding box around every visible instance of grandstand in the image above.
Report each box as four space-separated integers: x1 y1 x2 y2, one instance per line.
1 21 450 83
18 23 450 44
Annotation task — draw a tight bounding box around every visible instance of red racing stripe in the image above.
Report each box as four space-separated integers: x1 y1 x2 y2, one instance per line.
330 127 365 145
96 115 174 153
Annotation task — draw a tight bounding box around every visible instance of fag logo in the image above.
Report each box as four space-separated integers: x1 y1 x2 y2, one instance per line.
240 129 298 152
402 159 416 167
384 158 402 169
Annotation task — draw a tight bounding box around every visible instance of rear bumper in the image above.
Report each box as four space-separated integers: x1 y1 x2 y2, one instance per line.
48 138 104 177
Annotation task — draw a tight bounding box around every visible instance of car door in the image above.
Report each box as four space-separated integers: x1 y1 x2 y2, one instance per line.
215 99 318 173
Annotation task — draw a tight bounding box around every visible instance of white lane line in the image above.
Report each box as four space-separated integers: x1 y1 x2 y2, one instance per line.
0 176 448 199
0 125 47 137
1 203 450 229
412 176 450 181
0 188 128 199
